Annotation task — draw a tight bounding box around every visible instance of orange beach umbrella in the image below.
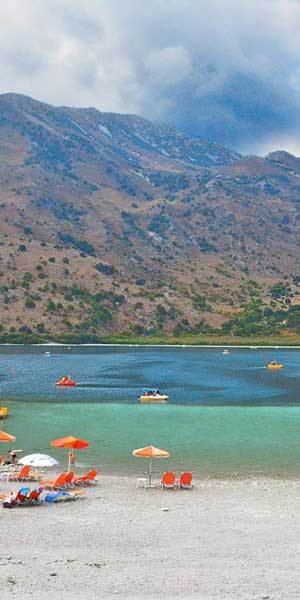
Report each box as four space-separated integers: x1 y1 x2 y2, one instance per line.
132 445 170 486
0 430 16 443
51 436 89 470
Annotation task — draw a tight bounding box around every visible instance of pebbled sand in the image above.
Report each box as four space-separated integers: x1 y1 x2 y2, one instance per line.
1 475 300 599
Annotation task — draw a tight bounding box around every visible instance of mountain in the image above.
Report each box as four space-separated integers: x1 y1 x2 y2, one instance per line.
1 93 300 342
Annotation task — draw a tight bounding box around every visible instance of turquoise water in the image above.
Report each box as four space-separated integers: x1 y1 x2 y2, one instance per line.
1 345 300 477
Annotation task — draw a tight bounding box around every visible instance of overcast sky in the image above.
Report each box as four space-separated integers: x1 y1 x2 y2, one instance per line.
1 0 300 154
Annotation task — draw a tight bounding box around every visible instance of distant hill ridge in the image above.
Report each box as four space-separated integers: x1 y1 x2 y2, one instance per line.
1 93 300 342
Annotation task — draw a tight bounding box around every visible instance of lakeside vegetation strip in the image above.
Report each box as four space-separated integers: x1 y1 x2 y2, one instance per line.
1 334 300 347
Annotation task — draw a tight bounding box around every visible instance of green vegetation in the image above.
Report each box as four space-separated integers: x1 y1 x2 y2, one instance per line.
270 281 292 300
33 197 84 223
95 263 116 275
22 272 33 289
148 171 189 192
198 238 217 253
59 233 96 256
24 297 36 309
192 294 211 312
221 300 300 337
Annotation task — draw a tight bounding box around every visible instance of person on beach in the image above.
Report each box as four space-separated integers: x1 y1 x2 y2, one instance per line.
6 449 17 465
70 452 76 466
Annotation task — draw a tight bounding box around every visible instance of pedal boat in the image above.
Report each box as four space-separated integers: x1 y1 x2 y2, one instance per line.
140 389 169 403
56 376 77 387
0 406 8 419
267 362 283 370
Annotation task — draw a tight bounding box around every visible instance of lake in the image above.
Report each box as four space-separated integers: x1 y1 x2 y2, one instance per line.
1 345 300 478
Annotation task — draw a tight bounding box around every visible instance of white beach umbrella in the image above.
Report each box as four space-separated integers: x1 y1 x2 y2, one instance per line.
132 445 170 486
19 453 59 468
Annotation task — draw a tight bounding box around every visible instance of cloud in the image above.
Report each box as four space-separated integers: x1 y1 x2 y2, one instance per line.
144 46 191 87
0 0 300 153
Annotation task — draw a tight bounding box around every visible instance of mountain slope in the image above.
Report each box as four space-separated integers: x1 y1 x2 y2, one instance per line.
1 93 300 342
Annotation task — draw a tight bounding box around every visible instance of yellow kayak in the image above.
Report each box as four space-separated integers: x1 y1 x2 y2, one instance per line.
267 363 283 370
0 406 8 419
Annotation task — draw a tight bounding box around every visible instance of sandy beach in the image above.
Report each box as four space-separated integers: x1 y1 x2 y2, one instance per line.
1 475 300 599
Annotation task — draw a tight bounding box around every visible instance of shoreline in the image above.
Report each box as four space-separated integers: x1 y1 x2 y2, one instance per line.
2 331 300 348
1 341 300 348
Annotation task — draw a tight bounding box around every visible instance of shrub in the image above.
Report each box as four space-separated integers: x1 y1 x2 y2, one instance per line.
134 302 144 310
46 299 56 312
131 324 145 334
270 282 291 300
19 325 32 334
95 263 116 276
25 297 36 309
94 306 113 323
23 227 33 235
59 233 95 257
192 295 211 312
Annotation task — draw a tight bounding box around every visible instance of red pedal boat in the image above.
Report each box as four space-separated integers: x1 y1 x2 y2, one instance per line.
56 376 77 387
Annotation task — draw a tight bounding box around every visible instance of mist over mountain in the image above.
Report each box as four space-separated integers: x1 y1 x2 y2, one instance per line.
1 1 300 154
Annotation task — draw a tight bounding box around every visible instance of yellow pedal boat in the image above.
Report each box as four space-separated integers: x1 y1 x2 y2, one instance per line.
267 361 283 370
140 388 169 403
0 406 8 419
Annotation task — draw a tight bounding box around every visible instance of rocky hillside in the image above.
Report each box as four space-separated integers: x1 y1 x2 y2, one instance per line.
1 93 300 342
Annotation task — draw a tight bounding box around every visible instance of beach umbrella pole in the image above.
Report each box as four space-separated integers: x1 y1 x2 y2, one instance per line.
148 458 152 486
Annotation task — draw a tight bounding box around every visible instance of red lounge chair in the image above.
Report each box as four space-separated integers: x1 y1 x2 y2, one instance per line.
73 469 98 486
15 488 30 502
26 489 43 504
9 465 30 481
64 471 74 487
161 472 176 489
40 473 67 489
179 472 193 489
9 465 41 482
